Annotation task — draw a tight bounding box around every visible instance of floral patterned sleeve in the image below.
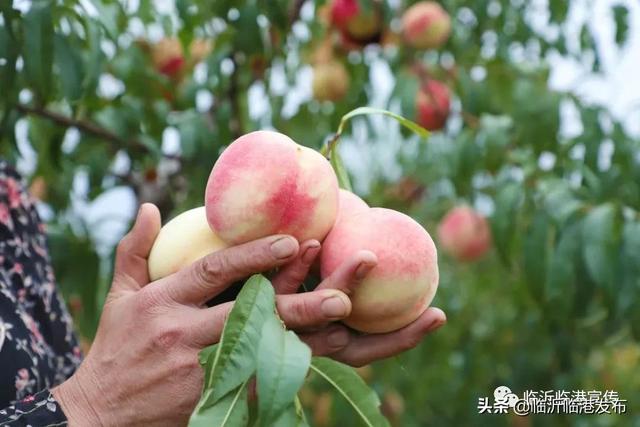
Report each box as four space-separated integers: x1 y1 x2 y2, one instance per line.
0 161 82 425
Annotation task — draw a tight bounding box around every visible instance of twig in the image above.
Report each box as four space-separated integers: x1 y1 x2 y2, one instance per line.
16 103 181 160
288 0 306 25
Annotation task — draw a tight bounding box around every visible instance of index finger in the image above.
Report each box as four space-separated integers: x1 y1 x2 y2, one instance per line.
157 235 299 305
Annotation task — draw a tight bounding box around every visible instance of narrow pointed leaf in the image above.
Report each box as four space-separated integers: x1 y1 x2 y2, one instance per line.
189 383 249 427
329 149 353 191
54 34 85 102
22 1 54 101
310 357 389 427
582 204 620 289
337 107 429 138
256 316 312 426
201 274 276 406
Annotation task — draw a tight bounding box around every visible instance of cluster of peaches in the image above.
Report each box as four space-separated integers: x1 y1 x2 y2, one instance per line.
148 131 491 334
312 0 453 132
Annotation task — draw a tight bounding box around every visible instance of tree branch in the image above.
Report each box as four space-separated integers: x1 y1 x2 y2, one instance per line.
15 103 181 160
288 0 306 25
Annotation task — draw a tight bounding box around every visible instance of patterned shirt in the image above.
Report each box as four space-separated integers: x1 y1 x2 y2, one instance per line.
0 161 80 425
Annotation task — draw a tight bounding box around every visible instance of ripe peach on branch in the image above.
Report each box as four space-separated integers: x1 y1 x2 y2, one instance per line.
415 79 451 131
402 1 451 50
329 0 384 45
437 205 492 262
312 60 350 102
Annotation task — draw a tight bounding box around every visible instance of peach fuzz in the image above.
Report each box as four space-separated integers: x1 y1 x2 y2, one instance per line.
320 208 439 333
205 131 339 245
148 207 227 281
402 2 451 50
336 189 369 222
437 205 491 262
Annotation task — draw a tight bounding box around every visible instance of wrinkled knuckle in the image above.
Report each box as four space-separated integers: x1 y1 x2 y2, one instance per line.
292 298 315 325
135 287 166 313
153 325 185 351
116 234 133 258
195 255 227 285
170 353 200 376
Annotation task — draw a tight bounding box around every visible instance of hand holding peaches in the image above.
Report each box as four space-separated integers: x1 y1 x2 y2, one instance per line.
148 130 446 365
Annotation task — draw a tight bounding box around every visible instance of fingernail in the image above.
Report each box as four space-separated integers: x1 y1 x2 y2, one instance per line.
301 242 321 264
355 262 374 280
321 294 349 318
427 319 445 332
327 329 350 348
270 237 297 259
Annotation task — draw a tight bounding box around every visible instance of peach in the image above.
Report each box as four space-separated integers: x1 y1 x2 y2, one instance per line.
189 38 213 64
205 131 339 245
437 206 491 262
336 189 368 222
330 0 383 43
152 38 184 77
148 207 226 281
415 79 451 131
402 2 451 50
320 208 439 333
312 61 350 102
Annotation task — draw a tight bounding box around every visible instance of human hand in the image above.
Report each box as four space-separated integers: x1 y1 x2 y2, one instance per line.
271 239 447 367
52 204 355 426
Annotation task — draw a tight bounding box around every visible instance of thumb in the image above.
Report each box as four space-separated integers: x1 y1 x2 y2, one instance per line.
113 203 161 289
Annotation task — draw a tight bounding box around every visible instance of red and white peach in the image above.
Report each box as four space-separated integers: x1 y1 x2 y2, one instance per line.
321 206 439 333
415 79 451 131
401 2 451 50
205 131 339 245
437 205 491 261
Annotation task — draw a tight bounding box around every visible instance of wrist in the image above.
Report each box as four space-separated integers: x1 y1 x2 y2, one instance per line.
52 371 104 426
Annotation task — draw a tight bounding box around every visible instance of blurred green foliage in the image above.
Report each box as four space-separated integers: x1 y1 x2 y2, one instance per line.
1 0 639 425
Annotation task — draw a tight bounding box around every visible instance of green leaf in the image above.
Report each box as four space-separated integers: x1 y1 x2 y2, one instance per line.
541 182 583 226
613 5 629 47
0 12 20 105
82 18 105 96
310 358 389 427
201 275 276 406
189 383 249 427
477 114 512 172
330 149 353 192
549 0 569 23
256 316 311 426
48 227 101 339
54 34 85 102
523 212 553 302
198 344 218 367
337 107 429 139
582 204 620 289
271 401 309 427
490 183 523 266
545 222 580 310
22 0 54 101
